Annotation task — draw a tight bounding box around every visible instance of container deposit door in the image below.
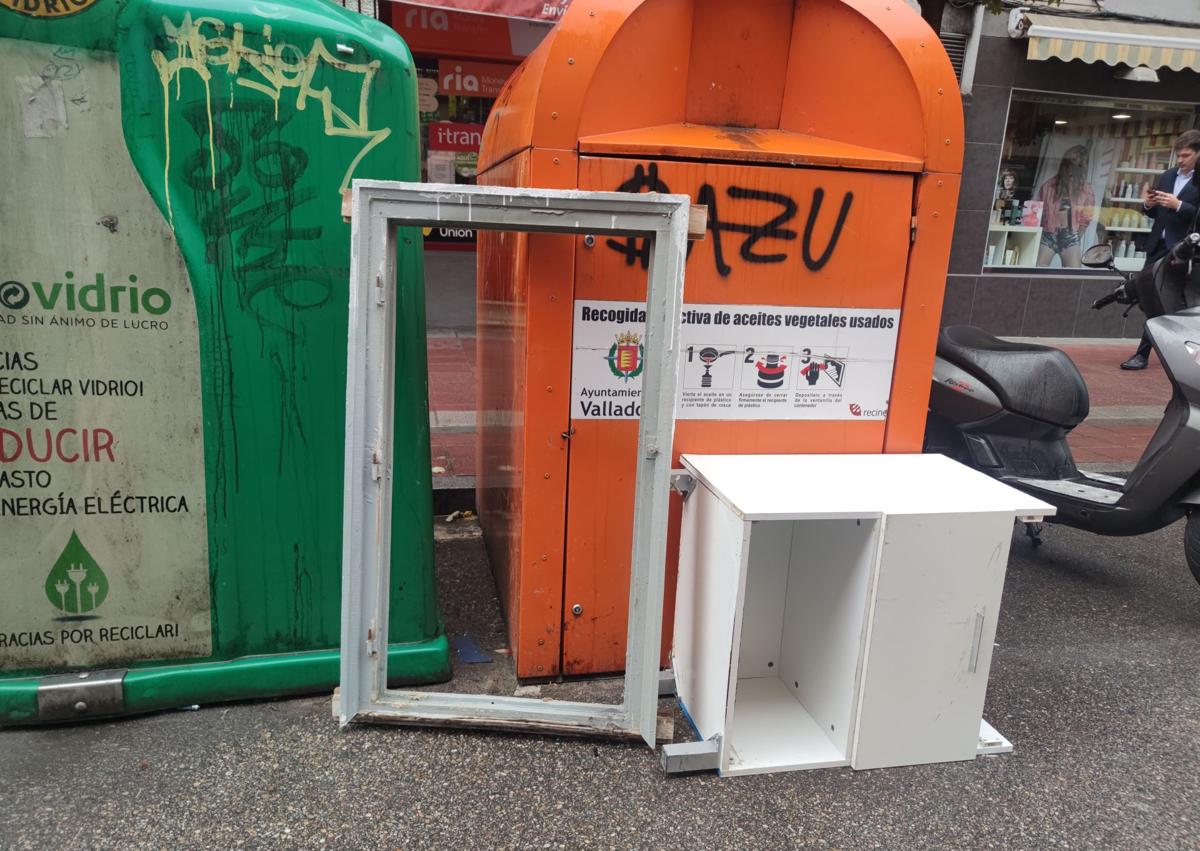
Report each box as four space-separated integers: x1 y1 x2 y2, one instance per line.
564 156 916 674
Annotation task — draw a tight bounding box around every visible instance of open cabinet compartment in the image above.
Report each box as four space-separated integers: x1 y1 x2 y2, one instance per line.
725 517 879 775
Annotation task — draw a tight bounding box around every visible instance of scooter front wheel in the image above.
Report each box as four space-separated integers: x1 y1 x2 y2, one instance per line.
1184 513 1200 586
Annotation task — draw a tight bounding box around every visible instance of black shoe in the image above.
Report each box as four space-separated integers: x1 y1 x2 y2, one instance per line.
1121 353 1149 370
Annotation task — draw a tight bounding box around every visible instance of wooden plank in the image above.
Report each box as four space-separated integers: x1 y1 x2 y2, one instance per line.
688 204 708 240
353 706 674 743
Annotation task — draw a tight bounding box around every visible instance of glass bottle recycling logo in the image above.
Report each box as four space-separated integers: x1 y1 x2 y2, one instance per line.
44 531 109 615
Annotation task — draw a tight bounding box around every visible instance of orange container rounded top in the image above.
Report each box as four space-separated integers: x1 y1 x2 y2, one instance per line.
480 0 964 177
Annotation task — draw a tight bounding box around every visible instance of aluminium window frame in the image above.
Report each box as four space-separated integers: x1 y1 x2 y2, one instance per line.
338 180 691 747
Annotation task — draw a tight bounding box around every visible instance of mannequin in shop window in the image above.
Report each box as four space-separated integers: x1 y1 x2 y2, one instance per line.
1035 145 1096 269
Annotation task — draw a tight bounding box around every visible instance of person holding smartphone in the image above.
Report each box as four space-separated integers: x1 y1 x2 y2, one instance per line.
1121 130 1200 370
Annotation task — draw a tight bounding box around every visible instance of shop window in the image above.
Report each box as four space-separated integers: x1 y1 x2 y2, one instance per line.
989 91 1199 273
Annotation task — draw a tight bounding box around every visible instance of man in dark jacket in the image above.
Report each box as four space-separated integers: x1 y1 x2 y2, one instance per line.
1121 129 1200 370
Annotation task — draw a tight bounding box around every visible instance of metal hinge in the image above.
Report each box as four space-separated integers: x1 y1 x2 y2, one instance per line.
670 472 696 502
910 215 918 244
37 669 126 721
661 735 722 774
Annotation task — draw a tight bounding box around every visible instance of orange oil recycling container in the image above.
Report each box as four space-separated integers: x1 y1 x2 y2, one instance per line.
475 0 964 678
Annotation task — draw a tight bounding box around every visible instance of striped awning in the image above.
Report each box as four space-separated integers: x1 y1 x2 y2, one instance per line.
1013 13 1200 73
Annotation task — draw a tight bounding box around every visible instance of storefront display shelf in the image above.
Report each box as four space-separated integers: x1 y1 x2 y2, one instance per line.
1109 196 1147 204
1116 167 1164 175
985 225 1042 269
1107 227 1152 233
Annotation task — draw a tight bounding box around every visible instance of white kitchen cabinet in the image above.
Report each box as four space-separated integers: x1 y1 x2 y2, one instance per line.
671 453 1053 776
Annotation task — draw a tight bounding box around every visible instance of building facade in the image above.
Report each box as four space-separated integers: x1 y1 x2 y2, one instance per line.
937 1 1200 338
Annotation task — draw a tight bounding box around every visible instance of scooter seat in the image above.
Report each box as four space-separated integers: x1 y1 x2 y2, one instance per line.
937 326 1089 427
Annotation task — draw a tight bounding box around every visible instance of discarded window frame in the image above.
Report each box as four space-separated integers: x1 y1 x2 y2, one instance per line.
338 181 693 747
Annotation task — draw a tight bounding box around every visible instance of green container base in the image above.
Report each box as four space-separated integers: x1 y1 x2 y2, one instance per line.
0 635 450 726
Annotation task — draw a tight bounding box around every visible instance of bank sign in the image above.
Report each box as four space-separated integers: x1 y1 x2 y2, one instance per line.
0 267 211 670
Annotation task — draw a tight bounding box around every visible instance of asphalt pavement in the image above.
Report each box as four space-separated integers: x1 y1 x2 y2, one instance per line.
2 517 1199 850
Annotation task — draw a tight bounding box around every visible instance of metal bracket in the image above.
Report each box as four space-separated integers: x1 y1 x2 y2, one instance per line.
670 472 696 502
661 736 722 774
37 669 126 721
977 719 1013 755
658 668 677 697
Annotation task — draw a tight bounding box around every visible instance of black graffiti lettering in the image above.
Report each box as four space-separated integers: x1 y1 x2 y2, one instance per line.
605 163 671 270
607 164 851 277
726 186 797 264
246 265 345 311
252 140 309 189
225 188 321 270
180 107 243 193
802 188 853 271
694 183 730 277
178 100 333 320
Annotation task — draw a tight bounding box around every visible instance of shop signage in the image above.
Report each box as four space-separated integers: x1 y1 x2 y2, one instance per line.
428 121 485 152
388 1 552 62
437 59 512 98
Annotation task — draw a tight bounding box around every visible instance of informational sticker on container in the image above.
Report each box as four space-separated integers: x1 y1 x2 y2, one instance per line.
571 300 900 421
0 269 212 671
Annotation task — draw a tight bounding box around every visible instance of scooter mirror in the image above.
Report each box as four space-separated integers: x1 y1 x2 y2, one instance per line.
1082 244 1114 268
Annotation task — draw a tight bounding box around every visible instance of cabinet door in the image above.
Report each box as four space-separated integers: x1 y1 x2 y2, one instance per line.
850 511 1014 770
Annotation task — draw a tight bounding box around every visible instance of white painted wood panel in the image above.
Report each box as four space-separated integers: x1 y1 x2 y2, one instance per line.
736 520 793 679
672 482 746 744
725 677 847 776
681 454 1052 520
851 511 1015 770
779 518 879 758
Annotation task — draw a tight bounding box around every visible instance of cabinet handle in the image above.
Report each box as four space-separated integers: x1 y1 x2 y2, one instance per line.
968 609 986 674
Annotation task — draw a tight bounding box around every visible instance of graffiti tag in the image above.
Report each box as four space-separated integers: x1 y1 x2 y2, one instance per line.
605 163 853 278
150 13 390 221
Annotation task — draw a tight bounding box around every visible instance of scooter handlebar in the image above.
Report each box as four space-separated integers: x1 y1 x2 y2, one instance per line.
1092 281 1137 310
1170 231 1200 264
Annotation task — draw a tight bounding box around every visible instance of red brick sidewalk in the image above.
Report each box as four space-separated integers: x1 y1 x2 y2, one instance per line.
425 334 1168 484
1056 341 1169 469
427 332 477 480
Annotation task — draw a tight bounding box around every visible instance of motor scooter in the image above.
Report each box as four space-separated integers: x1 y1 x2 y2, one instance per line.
925 233 1200 585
